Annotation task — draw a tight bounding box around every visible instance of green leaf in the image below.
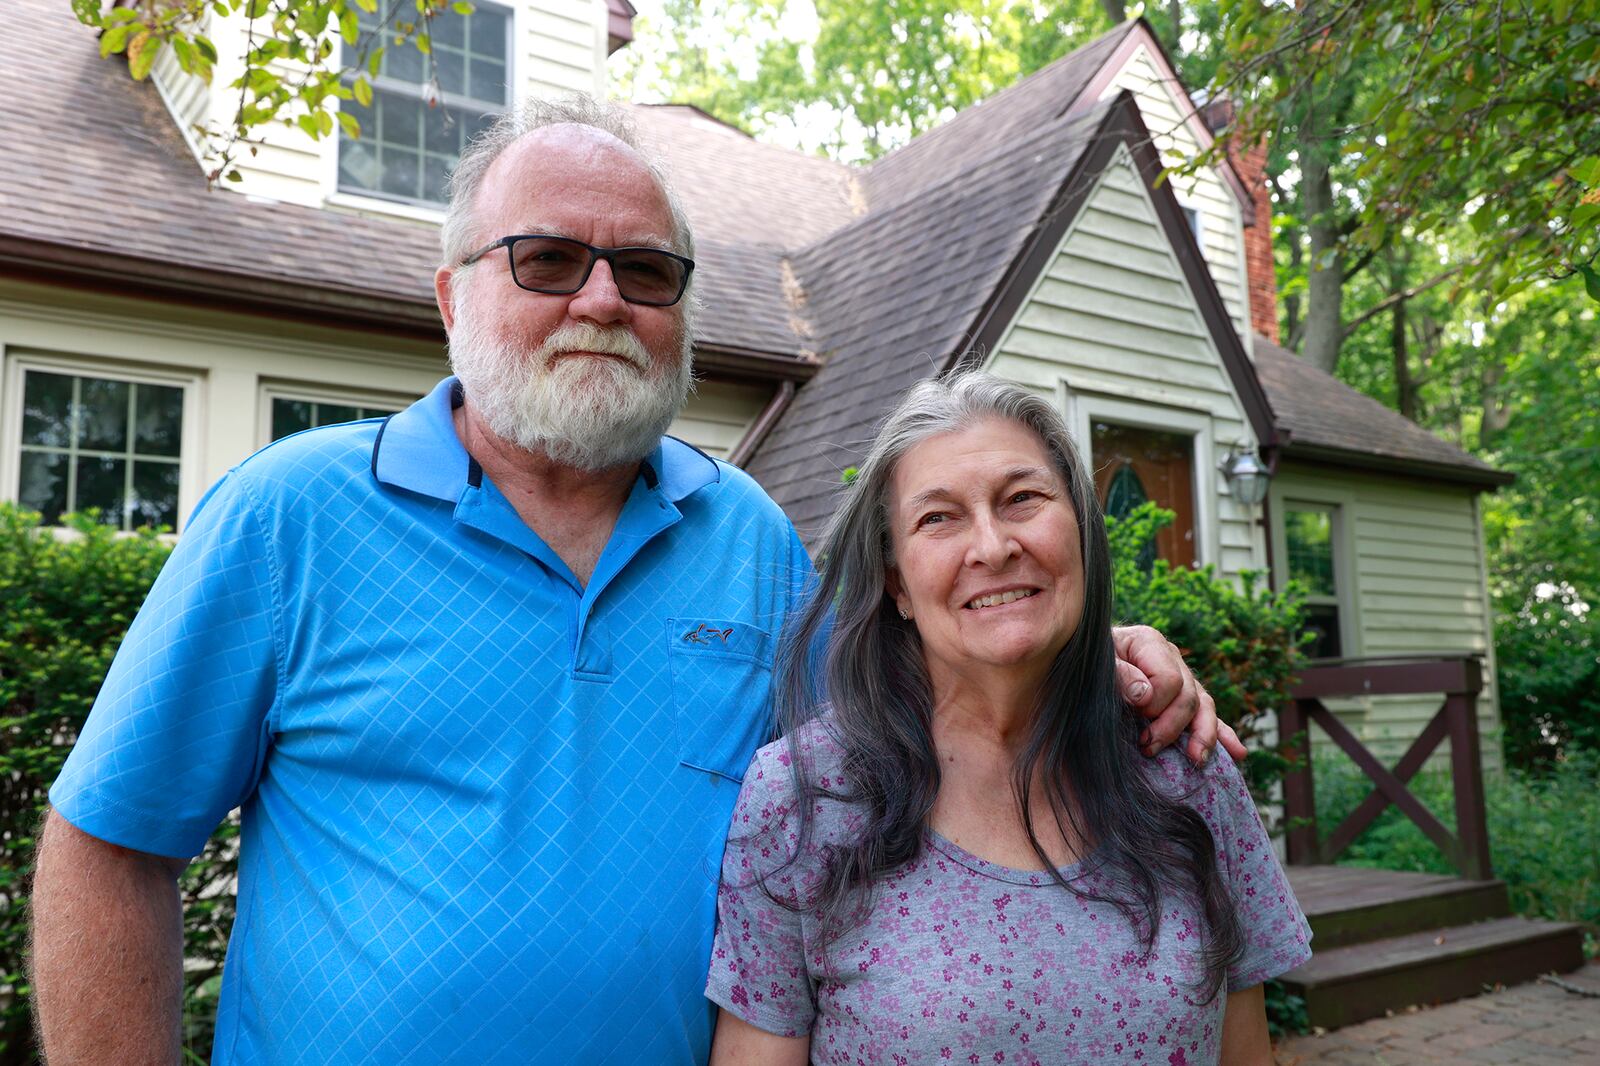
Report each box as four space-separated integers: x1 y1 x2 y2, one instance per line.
352 77 373 107
414 33 431 55
194 35 218 63
98 24 134 57
225 168 244 182
171 37 196 74
337 110 362 138
1578 264 1600 303
296 113 321 138
354 0 378 11
244 0 269 18
127 31 158 80
452 1 474 13
1571 157 1600 187
367 48 383 76
340 8 360 45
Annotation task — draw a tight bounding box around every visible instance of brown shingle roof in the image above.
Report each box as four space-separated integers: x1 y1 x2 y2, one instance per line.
1252 336 1510 487
859 22 1137 212
0 1 1504 502
743 105 1113 538
0 0 446 332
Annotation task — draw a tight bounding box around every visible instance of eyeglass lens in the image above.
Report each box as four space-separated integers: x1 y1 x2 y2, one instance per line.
509 236 687 305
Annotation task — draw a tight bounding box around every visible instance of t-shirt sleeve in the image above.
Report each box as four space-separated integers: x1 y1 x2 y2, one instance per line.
49 471 281 859
1189 750 1315 990
705 743 817 1037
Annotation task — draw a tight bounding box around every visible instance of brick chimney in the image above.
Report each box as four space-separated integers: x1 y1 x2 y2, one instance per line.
1203 99 1278 344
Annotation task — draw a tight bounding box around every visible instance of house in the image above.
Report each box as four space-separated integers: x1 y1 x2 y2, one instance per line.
0 2 1509 761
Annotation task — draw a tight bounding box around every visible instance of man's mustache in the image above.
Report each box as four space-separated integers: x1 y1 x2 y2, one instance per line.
534 323 653 373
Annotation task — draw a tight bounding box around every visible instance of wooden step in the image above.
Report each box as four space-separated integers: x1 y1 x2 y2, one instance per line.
1286 865 1510 949
1279 915 1587 1030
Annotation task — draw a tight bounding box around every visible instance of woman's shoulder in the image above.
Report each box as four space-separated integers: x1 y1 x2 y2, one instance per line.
1138 737 1259 827
734 712 859 844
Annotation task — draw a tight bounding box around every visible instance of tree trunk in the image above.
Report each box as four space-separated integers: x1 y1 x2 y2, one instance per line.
1100 0 1128 23
1392 292 1416 421
1480 358 1514 450
1270 172 1304 350
1300 138 1343 374
1389 249 1420 421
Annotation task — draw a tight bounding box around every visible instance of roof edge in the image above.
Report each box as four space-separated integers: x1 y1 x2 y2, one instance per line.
1068 19 1256 226
954 91 1278 452
1281 442 1515 491
0 234 445 337
693 342 820 384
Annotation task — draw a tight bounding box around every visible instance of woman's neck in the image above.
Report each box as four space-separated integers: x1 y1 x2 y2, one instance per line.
926 661 1049 753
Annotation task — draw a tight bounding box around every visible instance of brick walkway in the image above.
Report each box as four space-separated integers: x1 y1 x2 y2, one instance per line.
1274 963 1600 1064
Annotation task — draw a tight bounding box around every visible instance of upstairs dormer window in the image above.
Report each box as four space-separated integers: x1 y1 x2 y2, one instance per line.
338 3 512 206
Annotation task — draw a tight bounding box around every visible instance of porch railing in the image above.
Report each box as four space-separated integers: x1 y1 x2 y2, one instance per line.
1278 655 1492 880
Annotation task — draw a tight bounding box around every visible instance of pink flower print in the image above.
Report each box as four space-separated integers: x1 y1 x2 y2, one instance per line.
1168 1049 1188 1066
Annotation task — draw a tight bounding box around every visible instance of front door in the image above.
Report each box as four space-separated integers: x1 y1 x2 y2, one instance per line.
1090 421 1197 570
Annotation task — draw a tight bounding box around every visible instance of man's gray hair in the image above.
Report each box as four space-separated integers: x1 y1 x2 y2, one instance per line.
440 93 697 270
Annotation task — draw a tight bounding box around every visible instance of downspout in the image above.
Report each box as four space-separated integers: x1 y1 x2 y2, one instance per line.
728 380 796 469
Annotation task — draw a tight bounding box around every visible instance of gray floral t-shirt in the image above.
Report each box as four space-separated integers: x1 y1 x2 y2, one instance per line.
706 718 1312 1065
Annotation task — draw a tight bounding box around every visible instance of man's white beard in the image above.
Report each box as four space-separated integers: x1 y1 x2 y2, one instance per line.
448 304 693 473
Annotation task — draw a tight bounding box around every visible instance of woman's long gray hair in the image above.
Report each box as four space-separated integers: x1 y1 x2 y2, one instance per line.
772 370 1243 1002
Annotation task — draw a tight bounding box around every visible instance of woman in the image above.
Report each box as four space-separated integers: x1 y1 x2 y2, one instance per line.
705 372 1311 1065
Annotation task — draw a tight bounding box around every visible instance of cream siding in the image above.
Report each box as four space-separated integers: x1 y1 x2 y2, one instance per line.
1269 464 1502 769
148 0 608 211
668 380 770 460
982 147 1264 583
1098 45 1251 346
0 281 448 527
1 281 769 526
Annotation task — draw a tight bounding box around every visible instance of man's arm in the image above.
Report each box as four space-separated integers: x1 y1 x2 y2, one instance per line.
1110 624 1248 765
31 809 188 1066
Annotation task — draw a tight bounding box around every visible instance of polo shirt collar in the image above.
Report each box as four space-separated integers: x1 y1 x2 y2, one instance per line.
645 435 721 503
372 376 721 504
371 377 470 503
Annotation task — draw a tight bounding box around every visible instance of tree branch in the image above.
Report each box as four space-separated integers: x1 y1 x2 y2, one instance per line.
1340 266 1462 339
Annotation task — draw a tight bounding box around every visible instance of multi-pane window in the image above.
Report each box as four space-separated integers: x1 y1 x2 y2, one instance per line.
1285 505 1343 659
338 4 511 204
268 396 402 443
16 368 184 530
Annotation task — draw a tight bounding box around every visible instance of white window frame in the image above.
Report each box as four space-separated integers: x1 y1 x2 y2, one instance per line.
1057 382 1219 569
1271 493 1361 660
257 382 418 448
1 350 204 533
324 0 518 214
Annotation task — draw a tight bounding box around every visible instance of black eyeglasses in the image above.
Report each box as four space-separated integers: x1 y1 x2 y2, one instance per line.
458 234 696 307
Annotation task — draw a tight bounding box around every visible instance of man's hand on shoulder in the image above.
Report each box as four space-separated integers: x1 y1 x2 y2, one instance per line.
1110 624 1247 766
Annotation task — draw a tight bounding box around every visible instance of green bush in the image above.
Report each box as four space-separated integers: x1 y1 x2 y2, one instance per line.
1108 503 1310 800
0 504 233 1065
1494 585 1600 772
1314 751 1600 948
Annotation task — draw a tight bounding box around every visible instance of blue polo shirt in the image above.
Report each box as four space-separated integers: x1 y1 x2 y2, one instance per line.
51 377 814 1065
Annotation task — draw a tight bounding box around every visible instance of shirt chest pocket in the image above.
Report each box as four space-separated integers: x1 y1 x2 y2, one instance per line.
667 617 774 782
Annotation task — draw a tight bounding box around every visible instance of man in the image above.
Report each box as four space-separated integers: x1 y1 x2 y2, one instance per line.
31 96 1238 1065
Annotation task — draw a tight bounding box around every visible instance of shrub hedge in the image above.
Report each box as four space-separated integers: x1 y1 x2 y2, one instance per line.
1107 502 1310 802
0 505 234 1064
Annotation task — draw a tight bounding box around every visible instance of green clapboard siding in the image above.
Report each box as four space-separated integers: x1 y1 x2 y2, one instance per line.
1271 463 1501 771
981 146 1259 588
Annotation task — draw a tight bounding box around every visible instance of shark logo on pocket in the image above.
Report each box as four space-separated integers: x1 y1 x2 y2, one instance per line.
682 623 734 645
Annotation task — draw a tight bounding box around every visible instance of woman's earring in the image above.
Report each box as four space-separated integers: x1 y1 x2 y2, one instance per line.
898 607 911 621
